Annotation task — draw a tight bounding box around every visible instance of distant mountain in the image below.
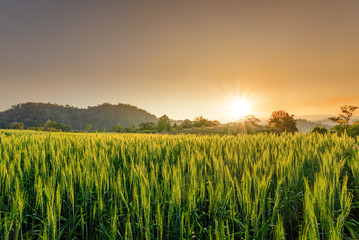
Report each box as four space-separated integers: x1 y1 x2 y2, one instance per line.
287 114 359 132
296 114 335 122
295 119 331 133
296 114 359 126
314 116 359 127
314 118 337 127
0 102 158 130
259 117 332 133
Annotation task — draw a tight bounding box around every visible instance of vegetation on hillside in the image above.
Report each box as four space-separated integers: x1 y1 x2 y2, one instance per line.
2 102 358 136
0 102 157 130
329 105 359 137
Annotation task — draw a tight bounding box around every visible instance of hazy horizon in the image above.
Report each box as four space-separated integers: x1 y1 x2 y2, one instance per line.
1 0 358 121
2 101 359 124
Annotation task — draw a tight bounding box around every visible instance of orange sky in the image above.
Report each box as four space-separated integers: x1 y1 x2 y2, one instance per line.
0 1 358 121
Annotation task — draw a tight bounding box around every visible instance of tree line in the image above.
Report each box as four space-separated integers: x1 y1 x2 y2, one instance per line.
5 105 359 137
311 105 359 137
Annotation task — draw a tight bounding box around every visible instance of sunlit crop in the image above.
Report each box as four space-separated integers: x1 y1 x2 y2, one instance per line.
0 130 358 239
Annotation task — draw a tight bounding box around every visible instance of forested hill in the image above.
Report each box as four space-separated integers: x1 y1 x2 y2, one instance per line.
0 102 158 130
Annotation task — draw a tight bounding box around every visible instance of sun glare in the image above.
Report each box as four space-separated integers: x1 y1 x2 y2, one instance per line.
230 99 251 119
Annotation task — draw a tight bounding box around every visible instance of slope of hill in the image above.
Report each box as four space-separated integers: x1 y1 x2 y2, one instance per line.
296 114 334 122
0 102 158 130
258 118 331 133
296 119 331 133
315 116 359 127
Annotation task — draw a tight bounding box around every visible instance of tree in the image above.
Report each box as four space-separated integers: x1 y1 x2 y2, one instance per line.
311 126 328 134
139 122 156 131
50 121 58 129
348 122 359 138
124 124 136 133
329 105 358 136
130 124 136 132
180 119 193 129
227 115 261 134
157 115 171 132
111 124 123 132
171 123 179 132
268 110 298 133
53 122 71 132
85 124 93 132
329 105 358 126
43 119 52 130
242 115 261 133
193 116 209 127
42 120 71 132
9 122 24 130
193 116 219 128
212 120 220 126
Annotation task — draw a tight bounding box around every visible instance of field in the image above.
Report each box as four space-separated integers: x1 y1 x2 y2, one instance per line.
0 130 358 239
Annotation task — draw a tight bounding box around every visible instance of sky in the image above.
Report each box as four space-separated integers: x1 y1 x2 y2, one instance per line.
1 0 358 121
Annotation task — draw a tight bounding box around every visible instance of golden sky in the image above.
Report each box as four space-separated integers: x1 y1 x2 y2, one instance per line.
0 0 358 120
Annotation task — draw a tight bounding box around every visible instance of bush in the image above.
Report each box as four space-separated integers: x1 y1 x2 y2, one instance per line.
28 126 45 131
193 116 219 128
139 122 156 131
311 126 328 134
8 121 24 130
348 122 359 138
180 119 193 129
111 125 123 132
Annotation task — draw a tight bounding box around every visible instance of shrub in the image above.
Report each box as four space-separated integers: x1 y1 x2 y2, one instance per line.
8 121 24 129
311 126 328 134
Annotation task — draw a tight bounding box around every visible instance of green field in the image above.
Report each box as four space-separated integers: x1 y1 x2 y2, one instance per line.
0 130 358 239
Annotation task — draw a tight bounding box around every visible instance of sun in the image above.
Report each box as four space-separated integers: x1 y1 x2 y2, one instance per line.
230 99 251 119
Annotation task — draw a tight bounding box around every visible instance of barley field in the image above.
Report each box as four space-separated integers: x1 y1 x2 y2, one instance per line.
0 130 358 239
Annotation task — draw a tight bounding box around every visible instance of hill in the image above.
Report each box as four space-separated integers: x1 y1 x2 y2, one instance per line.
295 119 331 133
314 116 359 127
296 114 335 122
259 118 331 133
0 102 158 130
296 114 359 127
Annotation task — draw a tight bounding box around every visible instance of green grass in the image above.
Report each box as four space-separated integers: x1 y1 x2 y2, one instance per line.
0 130 358 239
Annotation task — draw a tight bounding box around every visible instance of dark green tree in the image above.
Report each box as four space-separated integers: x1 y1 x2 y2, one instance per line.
111 124 123 132
53 122 71 132
157 115 171 132
311 126 328 134
348 122 359 137
50 121 58 128
139 122 156 131
85 124 93 132
171 123 179 132
43 119 52 130
180 119 193 129
8 122 24 130
42 120 72 132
